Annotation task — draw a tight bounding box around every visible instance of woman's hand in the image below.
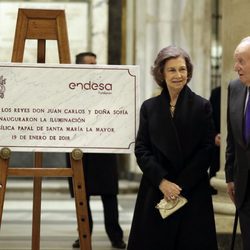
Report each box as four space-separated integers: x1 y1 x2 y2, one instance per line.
159 179 182 200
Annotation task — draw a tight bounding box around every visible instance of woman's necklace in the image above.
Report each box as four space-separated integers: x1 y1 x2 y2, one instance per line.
169 91 178 118
169 104 175 117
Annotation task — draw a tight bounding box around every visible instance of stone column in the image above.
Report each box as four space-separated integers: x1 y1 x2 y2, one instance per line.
176 0 212 99
128 0 173 176
91 0 108 64
211 0 250 214
127 0 212 176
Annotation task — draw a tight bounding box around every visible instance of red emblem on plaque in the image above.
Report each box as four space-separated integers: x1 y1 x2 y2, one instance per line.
0 75 6 98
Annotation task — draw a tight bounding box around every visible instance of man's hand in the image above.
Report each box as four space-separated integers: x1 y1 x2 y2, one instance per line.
215 133 221 146
227 182 235 204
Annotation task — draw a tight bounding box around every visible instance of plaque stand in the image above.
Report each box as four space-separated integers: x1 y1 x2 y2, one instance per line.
0 9 91 250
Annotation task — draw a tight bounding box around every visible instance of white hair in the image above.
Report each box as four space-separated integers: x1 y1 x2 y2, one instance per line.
240 36 250 45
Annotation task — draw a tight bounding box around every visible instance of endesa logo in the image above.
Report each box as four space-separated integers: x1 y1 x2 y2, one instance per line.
69 81 112 95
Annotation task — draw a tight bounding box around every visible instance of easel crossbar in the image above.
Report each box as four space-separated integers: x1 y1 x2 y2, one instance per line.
8 168 73 177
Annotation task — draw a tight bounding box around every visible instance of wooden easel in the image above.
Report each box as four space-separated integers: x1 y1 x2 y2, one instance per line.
0 9 91 250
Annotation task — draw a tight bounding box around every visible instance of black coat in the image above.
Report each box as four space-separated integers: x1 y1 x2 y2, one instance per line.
127 86 218 250
210 86 221 134
209 86 221 175
67 153 118 196
83 153 119 195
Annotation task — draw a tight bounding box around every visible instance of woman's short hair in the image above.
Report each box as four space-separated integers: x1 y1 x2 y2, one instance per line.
151 45 193 88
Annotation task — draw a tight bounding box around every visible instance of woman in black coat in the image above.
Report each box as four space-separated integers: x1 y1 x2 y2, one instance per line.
127 46 218 250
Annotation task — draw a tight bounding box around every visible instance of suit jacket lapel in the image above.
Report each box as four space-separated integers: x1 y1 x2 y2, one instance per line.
230 80 247 148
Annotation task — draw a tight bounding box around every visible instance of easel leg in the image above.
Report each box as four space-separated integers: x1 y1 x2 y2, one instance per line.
32 152 43 250
0 148 11 228
9 8 72 249
0 158 9 228
70 151 92 250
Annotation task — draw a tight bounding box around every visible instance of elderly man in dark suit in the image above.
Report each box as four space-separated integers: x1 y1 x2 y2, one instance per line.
226 36 250 250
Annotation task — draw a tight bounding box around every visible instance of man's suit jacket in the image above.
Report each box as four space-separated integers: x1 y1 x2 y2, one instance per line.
67 153 118 197
225 79 250 208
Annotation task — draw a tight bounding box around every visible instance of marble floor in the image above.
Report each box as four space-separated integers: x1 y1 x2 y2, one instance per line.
0 178 243 250
0 179 134 250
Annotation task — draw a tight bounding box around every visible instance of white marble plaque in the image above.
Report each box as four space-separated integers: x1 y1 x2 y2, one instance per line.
0 63 139 153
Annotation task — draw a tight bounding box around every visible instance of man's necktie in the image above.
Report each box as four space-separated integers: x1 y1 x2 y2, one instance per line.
244 87 250 144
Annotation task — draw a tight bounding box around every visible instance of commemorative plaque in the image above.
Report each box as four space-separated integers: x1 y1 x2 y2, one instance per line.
0 63 139 153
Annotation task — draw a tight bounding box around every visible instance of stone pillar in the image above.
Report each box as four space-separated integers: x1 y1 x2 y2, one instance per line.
176 0 212 99
108 0 122 64
91 0 108 64
211 0 250 214
127 0 212 176
128 0 174 175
